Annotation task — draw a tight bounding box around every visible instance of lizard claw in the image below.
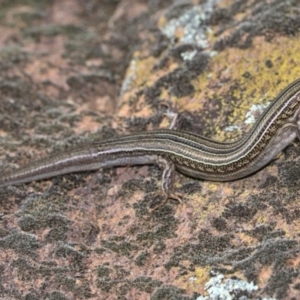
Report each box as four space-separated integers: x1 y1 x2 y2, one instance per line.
150 192 183 212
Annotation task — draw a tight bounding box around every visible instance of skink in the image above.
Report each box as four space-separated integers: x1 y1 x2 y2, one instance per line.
1 79 300 202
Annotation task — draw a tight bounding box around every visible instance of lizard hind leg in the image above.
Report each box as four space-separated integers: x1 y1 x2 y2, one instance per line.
159 102 185 130
150 157 182 211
